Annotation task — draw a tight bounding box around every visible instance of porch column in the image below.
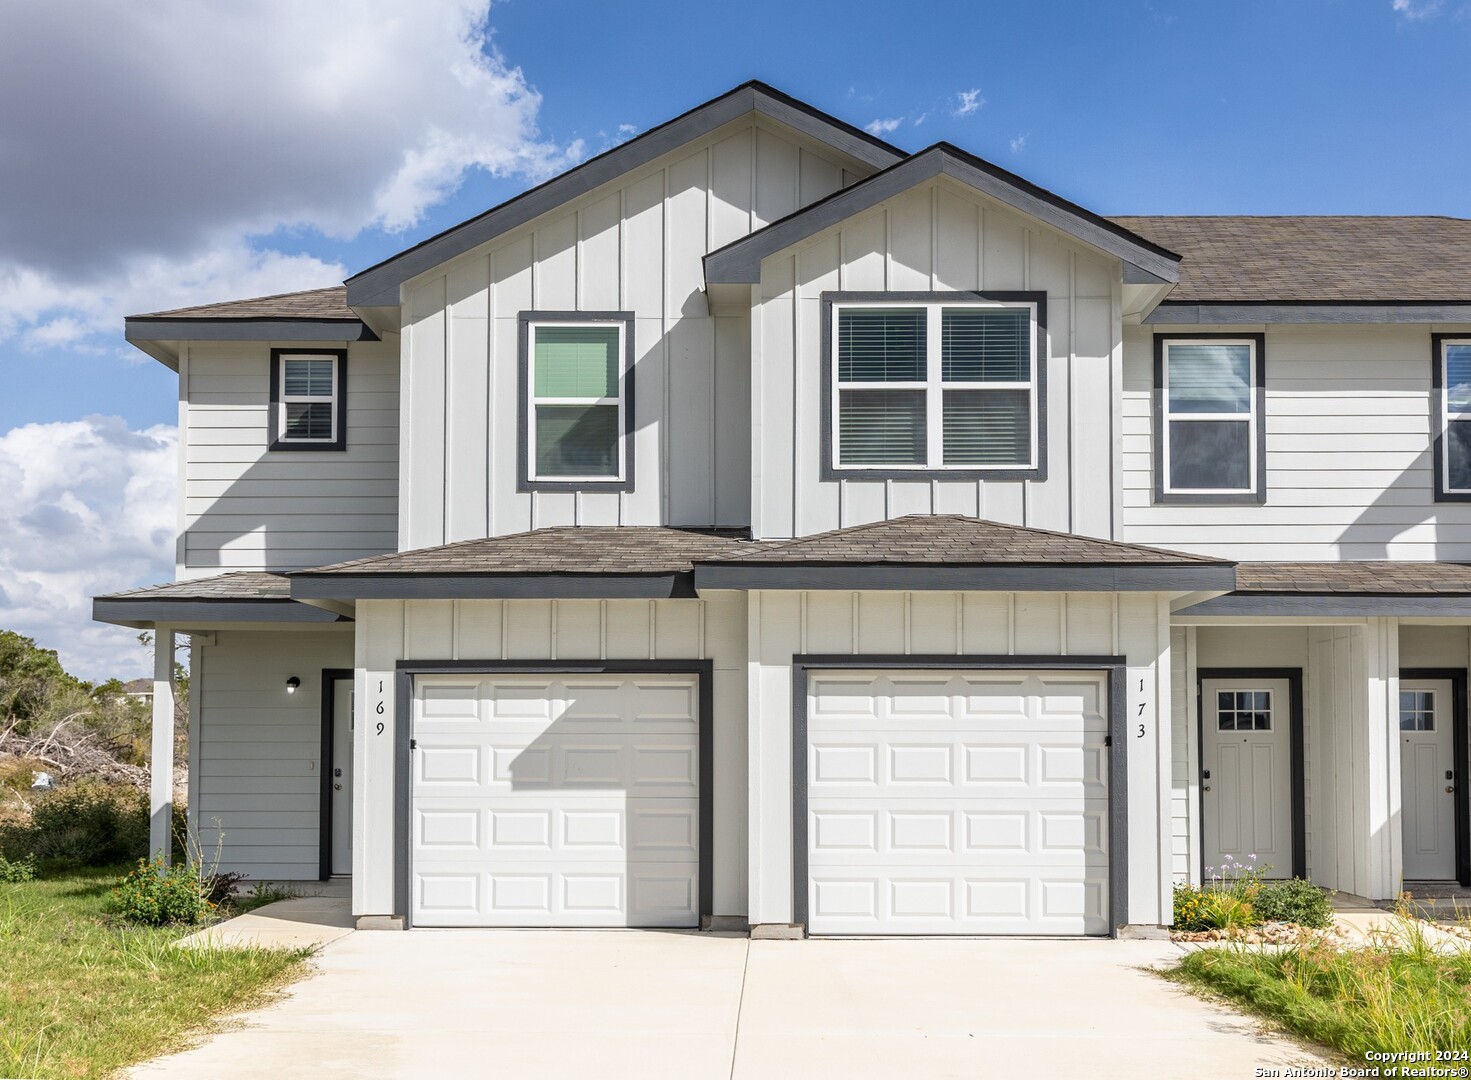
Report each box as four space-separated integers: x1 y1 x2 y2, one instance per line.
151 627 175 864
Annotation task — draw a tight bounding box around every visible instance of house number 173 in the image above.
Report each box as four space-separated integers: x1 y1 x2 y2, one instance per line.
1137 677 1146 737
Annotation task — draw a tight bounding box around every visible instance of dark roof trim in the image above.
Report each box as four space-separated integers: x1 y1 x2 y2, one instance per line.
703 144 1182 286
125 318 378 343
692 563 1236 593
1146 302 1471 325
92 598 348 628
291 572 694 601
345 81 905 309
1177 593 1471 617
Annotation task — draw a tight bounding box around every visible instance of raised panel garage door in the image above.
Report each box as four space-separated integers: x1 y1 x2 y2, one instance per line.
805 670 1110 936
411 673 700 928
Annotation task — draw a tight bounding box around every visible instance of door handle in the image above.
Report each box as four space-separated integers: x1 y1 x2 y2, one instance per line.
334 783 342 791
1448 786 1456 794
1203 785 1212 793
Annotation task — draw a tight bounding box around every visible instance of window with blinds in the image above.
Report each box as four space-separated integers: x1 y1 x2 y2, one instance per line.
1161 340 1257 494
831 302 1037 471
273 352 344 448
527 322 626 482
1440 339 1471 497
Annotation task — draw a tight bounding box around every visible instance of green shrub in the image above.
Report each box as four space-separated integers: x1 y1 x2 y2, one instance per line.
1199 890 1258 930
0 851 37 882
1174 883 1210 931
109 858 213 926
0 780 187 869
1254 878 1334 928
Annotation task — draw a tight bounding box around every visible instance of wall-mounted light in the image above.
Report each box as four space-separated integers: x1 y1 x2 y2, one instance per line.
286 676 301 694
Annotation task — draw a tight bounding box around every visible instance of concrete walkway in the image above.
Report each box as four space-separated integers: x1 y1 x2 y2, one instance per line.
132 927 1327 1079
179 896 355 950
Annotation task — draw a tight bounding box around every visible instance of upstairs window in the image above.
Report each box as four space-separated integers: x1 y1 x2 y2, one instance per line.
519 314 634 491
823 295 1044 480
1155 335 1265 504
269 349 346 451
1435 336 1471 501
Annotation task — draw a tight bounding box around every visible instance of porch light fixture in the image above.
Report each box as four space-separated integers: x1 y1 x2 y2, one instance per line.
286 676 300 694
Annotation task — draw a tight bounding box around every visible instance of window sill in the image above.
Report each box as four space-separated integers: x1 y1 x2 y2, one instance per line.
820 465 1046 483
1154 490 1266 506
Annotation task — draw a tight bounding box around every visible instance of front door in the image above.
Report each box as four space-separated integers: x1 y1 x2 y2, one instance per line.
1201 677 1293 879
1399 679 1457 881
330 678 353 876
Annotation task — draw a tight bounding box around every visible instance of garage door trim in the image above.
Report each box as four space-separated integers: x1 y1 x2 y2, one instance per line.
791 654 1128 935
394 659 714 928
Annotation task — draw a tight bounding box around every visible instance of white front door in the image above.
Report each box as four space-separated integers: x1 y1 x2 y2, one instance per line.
330 679 353 876
411 673 700 928
1201 678 1293 879
805 669 1110 936
1400 679 1457 882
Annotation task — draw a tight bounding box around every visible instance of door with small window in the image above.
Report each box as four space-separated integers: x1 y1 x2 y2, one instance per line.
1399 680 1457 881
1201 677 1293 879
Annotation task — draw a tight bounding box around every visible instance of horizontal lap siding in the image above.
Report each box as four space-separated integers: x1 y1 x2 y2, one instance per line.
194 630 353 880
400 117 874 548
354 595 749 919
1121 324 1471 559
752 177 1121 541
182 339 399 574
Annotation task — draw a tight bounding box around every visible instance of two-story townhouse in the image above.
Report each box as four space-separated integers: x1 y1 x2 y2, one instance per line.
96 81 1471 936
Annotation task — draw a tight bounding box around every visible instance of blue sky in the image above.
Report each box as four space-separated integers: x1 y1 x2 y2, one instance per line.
0 0 1467 676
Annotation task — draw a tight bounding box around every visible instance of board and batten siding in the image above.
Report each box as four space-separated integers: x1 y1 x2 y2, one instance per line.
745 589 1175 927
180 338 399 575
398 116 878 548
1122 323 1471 560
353 595 749 919
750 175 1122 541
191 629 353 879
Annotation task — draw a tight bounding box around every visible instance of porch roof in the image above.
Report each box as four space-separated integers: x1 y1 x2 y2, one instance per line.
92 571 350 628
1178 561 1471 616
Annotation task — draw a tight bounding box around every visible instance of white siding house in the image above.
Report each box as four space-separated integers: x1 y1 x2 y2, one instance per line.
100 81 1471 938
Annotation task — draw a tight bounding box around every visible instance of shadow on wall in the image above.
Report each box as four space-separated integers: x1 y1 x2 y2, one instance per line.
1338 446 1468 561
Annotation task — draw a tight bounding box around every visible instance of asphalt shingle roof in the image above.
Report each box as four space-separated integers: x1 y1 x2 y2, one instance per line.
97 572 293 601
709 515 1227 566
1235 562 1471 595
1110 216 1471 303
131 286 357 321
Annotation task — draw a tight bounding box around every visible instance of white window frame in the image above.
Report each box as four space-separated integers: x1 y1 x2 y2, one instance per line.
276 352 340 445
1161 337 1259 496
1440 337 1471 496
526 319 628 484
828 299 1039 472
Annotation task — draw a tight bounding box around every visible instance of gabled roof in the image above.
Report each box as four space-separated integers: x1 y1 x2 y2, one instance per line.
290 526 752 600
344 81 906 309
703 144 1183 286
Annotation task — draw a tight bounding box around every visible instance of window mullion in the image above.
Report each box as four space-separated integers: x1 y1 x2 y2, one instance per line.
927 305 943 467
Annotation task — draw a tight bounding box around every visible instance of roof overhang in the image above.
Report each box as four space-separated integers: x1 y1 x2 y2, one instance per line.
92 597 350 629
124 318 378 370
702 145 1182 287
1146 302 1471 325
1174 593 1471 617
692 562 1237 592
344 82 905 310
290 572 696 601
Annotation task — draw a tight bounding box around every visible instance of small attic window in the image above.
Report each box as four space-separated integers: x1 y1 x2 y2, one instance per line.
270 349 347 451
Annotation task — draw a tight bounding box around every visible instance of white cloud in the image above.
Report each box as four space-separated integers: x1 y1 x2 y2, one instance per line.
0 417 177 681
0 0 577 348
1392 0 1444 16
1010 134 1029 153
954 89 986 117
865 117 903 136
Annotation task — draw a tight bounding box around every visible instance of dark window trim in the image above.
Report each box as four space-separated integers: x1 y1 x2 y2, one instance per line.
319 669 353 882
1433 334 1471 503
517 311 636 493
1195 668 1306 880
790 655 1127 936
1153 333 1267 506
818 291 1048 482
393 660 714 928
268 348 348 452
1400 668 1470 887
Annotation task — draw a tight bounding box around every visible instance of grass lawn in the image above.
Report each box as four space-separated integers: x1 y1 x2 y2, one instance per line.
0 868 311 1079
1168 928 1471 1057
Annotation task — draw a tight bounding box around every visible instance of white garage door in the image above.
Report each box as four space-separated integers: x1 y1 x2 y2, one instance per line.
411 673 700 928
806 670 1110 936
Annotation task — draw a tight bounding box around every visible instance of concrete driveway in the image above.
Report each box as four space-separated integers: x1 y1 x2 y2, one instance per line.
134 930 1328 1079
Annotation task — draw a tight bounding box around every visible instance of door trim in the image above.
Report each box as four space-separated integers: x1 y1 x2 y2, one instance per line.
319 668 354 882
393 659 715 928
1400 668 1470 886
1195 668 1306 881
790 655 1129 936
